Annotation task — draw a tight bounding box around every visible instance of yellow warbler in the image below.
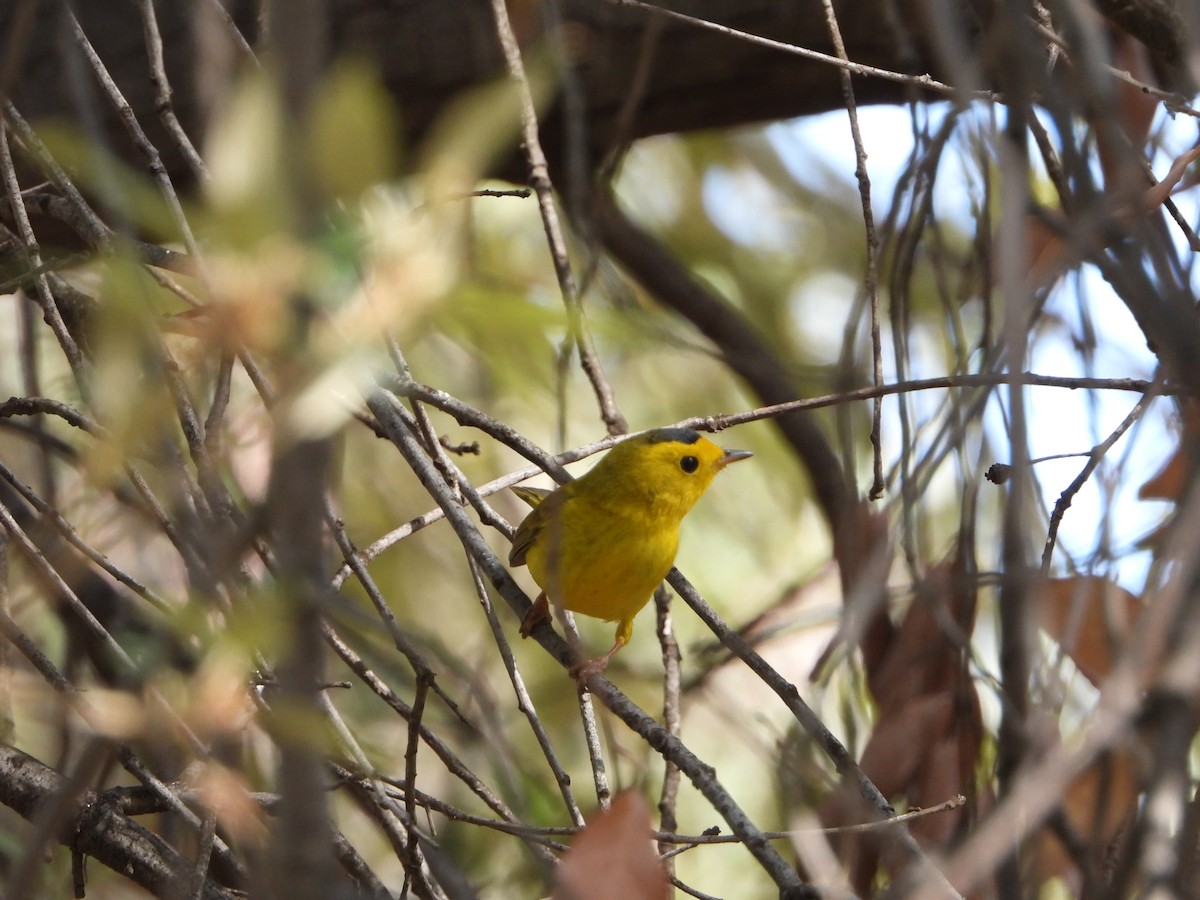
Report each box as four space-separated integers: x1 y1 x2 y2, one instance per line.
509 427 751 674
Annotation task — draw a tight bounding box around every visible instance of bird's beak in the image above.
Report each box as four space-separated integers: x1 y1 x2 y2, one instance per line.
717 448 753 468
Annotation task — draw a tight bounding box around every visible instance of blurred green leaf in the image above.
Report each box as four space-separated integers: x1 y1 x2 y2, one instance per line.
306 61 401 204
203 70 294 246
85 256 179 485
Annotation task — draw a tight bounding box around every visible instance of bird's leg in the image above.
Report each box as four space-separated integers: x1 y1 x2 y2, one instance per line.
519 592 550 638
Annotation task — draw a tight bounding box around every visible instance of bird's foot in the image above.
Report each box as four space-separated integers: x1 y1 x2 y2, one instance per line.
519 593 550 638
568 637 625 683
568 655 610 682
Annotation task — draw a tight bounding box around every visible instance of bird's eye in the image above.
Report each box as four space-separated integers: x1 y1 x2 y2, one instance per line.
680 455 699 473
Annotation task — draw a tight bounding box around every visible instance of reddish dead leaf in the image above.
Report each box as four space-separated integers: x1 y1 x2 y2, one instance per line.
866 564 976 711
188 762 269 846
911 730 980 847
858 693 956 800
1114 34 1159 149
820 562 982 894
1026 138 1199 289
1035 576 1141 686
1139 448 1188 502
1139 400 1200 503
1032 749 1140 886
1098 31 1160 190
554 792 668 900
1027 213 1070 288
1105 144 1200 243
812 502 892 679
1140 145 1200 213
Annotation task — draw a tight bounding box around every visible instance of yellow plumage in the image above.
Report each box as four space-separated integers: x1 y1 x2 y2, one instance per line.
509 427 751 673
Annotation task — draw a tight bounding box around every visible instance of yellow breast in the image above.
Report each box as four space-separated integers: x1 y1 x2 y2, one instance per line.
525 494 680 625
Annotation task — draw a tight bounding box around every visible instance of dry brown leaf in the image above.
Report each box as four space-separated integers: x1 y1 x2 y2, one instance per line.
858 693 955 799
866 564 975 712
1032 749 1140 886
812 502 892 680
1098 30 1160 189
1036 576 1141 686
859 696 950 801
1025 138 1200 289
1114 35 1159 149
911 731 973 846
819 561 981 894
1139 447 1188 502
554 791 668 900
1139 145 1200 213
1026 214 1070 288
1024 135 1199 290
189 762 269 846
1139 400 1200 503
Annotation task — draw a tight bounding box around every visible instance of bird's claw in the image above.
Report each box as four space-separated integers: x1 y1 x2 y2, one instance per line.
519 593 550 638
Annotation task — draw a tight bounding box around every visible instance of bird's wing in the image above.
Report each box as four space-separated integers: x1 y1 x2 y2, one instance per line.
508 487 566 566
511 485 553 509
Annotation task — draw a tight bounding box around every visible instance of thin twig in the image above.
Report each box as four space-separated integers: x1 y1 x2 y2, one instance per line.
319 626 532 827
402 673 431 885
197 0 260 62
464 555 585 827
488 0 628 436
665 569 961 896
0 460 174 613
63 9 206 266
462 187 531 199
576 686 612 810
323 501 450 699
669 877 723 900
367 387 811 893
606 0 999 103
1040 388 1158 573
187 808 219 900
819 0 885 501
659 794 968 849
0 503 142 681
0 122 87 391
654 585 683 865
204 352 235 452
137 0 209 181
683 372 1165 432
0 396 102 433
2 102 111 247
0 604 87 700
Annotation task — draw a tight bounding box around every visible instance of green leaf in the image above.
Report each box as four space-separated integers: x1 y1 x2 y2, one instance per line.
203 70 295 245
305 61 401 203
